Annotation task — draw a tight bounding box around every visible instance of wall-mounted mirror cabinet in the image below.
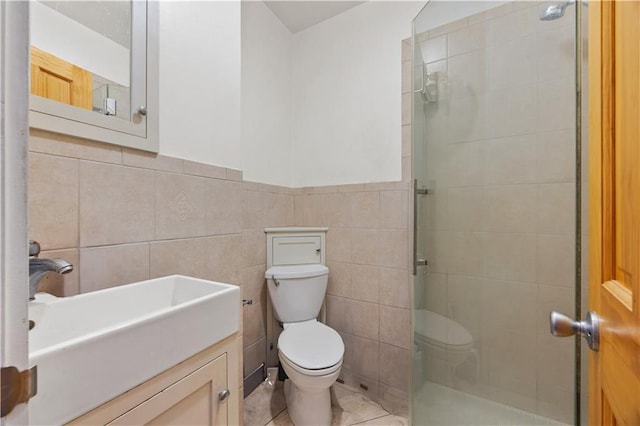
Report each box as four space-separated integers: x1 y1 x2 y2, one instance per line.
29 0 158 152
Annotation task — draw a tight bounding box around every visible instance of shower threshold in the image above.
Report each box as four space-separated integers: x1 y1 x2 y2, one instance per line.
413 381 570 426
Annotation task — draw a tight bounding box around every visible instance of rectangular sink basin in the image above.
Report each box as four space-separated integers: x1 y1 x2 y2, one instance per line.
28 275 240 425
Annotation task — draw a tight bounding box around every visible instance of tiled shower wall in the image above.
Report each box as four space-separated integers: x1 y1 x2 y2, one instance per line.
414 2 576 423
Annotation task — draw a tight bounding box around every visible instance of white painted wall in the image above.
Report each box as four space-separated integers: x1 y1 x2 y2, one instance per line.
241 2 294 186
157 0 424 185
31 1 129 85
290 1 425 187
158 1 242 170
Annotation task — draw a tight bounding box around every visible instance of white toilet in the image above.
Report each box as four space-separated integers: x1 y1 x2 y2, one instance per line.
265 235 344 426
413 309 477 382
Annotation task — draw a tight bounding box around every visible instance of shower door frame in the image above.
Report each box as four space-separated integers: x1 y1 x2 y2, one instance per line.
410 1 586 424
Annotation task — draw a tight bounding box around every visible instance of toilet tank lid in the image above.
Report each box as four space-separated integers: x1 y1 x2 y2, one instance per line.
265 264 328 279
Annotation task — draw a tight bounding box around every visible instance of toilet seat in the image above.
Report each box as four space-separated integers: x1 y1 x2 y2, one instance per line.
413 310 473 352
278 320 344 374
279 351 343 377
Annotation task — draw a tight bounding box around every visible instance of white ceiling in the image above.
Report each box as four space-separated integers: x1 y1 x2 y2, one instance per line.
264 1 366 33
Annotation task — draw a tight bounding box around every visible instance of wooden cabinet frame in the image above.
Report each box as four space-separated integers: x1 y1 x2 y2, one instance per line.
67 334 241 426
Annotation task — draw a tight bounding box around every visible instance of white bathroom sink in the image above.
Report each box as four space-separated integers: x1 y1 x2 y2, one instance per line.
28 275 240 425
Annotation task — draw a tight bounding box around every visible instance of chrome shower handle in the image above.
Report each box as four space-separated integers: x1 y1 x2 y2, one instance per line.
412 179 418 275
412 179 430 275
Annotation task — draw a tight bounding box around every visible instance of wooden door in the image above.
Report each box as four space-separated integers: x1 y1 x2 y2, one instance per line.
30 46 92 110
589 1 640 424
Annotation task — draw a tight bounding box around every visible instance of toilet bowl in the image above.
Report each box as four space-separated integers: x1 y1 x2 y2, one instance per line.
413 309 477 381
265 259 344 426
277 320 344 426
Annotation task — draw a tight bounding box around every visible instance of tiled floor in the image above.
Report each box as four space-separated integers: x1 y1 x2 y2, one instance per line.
244 380 408 426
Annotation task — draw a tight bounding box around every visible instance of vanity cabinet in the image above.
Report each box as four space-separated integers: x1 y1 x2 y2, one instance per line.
66 334 240 426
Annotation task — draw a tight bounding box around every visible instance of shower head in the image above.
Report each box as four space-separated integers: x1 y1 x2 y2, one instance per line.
539 1 572 21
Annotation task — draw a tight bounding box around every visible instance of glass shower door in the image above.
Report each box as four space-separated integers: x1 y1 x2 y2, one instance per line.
411 1 582 424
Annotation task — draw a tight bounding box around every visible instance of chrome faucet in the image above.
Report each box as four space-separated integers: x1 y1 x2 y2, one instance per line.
28 240 73 300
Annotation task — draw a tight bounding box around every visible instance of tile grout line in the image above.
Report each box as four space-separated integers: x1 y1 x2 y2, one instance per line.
264 407 287 426
349 413 398 426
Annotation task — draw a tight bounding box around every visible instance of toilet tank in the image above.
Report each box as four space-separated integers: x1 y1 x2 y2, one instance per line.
265 227 327 267
265 264 328 323
265 227 329 323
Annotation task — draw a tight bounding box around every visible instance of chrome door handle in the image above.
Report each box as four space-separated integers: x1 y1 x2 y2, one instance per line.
550 311 600 351
416 259 427 266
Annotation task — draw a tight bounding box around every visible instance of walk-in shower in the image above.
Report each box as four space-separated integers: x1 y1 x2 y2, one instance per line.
411 1 587 424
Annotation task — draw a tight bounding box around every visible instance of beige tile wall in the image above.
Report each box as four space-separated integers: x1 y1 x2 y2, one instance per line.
28 128 414 417
413 2 576 423
293 181 412 416
27 129 297 401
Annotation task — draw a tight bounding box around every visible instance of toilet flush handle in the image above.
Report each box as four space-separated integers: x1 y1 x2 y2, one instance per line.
271 275 280 287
